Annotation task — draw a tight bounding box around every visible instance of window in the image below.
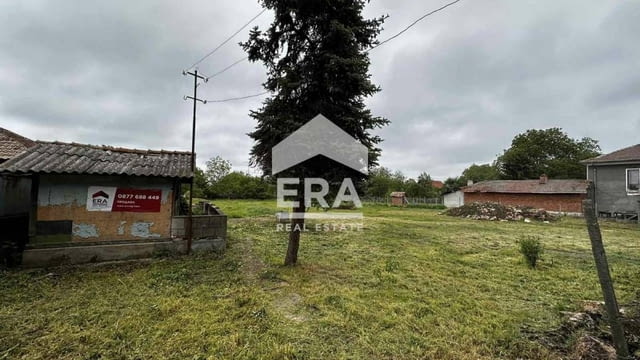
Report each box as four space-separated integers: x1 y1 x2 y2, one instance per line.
627 168 640 193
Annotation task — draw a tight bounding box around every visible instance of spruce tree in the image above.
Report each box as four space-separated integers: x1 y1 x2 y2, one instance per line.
242 0 389 265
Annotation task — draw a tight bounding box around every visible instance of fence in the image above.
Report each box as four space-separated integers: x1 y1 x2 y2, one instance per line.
362 196 443 205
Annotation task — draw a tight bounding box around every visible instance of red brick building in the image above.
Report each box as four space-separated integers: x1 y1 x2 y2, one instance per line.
462 176 589 213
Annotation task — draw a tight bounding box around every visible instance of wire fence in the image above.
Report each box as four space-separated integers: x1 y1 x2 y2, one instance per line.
361 196 443 205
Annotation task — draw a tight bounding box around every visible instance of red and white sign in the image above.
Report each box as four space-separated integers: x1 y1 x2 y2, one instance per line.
87 186 162 212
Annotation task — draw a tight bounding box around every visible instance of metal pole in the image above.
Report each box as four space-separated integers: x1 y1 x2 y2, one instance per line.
583 197 630 360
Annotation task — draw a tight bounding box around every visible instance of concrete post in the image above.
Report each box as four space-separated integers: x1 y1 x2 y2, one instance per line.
583 197 630 360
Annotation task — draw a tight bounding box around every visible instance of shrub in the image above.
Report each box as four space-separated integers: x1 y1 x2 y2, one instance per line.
518 235 544 268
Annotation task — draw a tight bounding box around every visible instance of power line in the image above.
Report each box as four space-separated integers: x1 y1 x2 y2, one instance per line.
366 0 462 53
184 9 266 72
199 1 462 102
200 0 462 79
205 91 270 103
203 56 248 80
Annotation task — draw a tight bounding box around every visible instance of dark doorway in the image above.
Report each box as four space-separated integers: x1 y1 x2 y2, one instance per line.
0 213 29 267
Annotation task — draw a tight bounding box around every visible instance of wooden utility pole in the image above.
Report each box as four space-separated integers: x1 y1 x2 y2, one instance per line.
183 69 207 253
583 193 630 360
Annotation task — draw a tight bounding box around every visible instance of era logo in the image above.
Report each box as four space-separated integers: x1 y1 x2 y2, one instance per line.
92 191 110 208
277 178 362 208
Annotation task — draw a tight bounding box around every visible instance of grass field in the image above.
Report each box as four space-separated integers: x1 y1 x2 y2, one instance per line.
1 200 639 359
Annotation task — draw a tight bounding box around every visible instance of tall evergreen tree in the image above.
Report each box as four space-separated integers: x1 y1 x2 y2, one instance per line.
242 0 388 265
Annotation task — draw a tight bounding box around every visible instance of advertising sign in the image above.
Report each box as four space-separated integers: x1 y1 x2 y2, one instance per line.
87 186 162 212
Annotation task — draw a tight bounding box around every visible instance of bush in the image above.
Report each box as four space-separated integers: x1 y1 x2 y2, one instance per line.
518 235 544 268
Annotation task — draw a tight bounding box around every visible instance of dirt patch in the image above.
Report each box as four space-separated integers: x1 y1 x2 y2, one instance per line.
273 292 307 323
445 202 556 221
235 237 266 281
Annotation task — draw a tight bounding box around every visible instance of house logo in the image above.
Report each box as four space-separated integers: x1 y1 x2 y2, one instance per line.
86 187 117 211
92 190 110 208
272 114 366 229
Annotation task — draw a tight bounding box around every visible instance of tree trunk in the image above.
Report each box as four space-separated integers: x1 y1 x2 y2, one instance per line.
285 197 305 266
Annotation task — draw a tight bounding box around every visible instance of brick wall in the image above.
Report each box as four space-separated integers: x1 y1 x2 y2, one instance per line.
464 192 586 213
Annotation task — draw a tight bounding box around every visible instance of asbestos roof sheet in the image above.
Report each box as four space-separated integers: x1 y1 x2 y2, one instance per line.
462 179 589 194
0 141 193 179
582 144 640 164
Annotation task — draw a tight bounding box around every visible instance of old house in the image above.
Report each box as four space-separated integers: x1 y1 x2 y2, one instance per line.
0 127 35 164
431 180 444 190
390 192 407 206
0 141 226 267
0 128 36 265
462 175 589 213
582 144 640 220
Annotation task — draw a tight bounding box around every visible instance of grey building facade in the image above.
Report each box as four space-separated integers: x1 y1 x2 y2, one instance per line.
583 144 640 218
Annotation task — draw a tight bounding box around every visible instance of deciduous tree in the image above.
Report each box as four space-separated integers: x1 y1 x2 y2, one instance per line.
497 128 600 180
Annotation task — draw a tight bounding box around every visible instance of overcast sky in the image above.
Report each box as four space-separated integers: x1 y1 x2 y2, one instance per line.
1 1 638 180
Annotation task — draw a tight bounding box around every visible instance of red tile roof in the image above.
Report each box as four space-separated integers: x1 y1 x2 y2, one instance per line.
431 180 444 189
0 127 35 160
462 179 588 194
582 144 640 164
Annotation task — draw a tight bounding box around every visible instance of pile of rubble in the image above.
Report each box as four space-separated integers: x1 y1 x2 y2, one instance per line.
524 300 640 359
445 202 556 222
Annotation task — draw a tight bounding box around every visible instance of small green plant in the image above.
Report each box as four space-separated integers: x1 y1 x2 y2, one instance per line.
518 235 544 268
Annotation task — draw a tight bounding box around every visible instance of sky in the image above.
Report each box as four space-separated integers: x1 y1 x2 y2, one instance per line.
0 0 638 180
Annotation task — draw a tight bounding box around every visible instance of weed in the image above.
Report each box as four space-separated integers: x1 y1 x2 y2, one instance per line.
519 235 544 268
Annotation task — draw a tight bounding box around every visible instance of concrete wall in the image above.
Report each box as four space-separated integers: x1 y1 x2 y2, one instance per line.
0 175 31 216
588 164 640 214
171 215 227 240
464 192 586 213
21 237 226 268
444 191 464 208
34 174 176 245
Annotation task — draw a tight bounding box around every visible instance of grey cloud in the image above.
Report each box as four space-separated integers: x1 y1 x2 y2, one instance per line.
0 0 638 179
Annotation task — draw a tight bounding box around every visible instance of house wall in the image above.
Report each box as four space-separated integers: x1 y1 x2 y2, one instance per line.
464 192 586 213
443 191 464 208
588 163 640 214
33 174 175 245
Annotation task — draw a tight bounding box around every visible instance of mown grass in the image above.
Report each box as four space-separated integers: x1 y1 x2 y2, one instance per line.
1 201 639 359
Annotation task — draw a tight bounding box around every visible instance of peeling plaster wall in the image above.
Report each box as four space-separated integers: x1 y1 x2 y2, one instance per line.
35 174 175 244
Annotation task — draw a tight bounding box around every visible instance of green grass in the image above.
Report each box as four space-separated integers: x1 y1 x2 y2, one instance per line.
1 201 639 359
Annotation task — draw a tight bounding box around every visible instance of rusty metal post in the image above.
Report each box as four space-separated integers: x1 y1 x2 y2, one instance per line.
583 195 630 360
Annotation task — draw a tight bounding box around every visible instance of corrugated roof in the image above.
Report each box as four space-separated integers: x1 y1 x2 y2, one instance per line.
582 144 640 164
0 127 35 160
462 179 588 194
0 141 193 179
